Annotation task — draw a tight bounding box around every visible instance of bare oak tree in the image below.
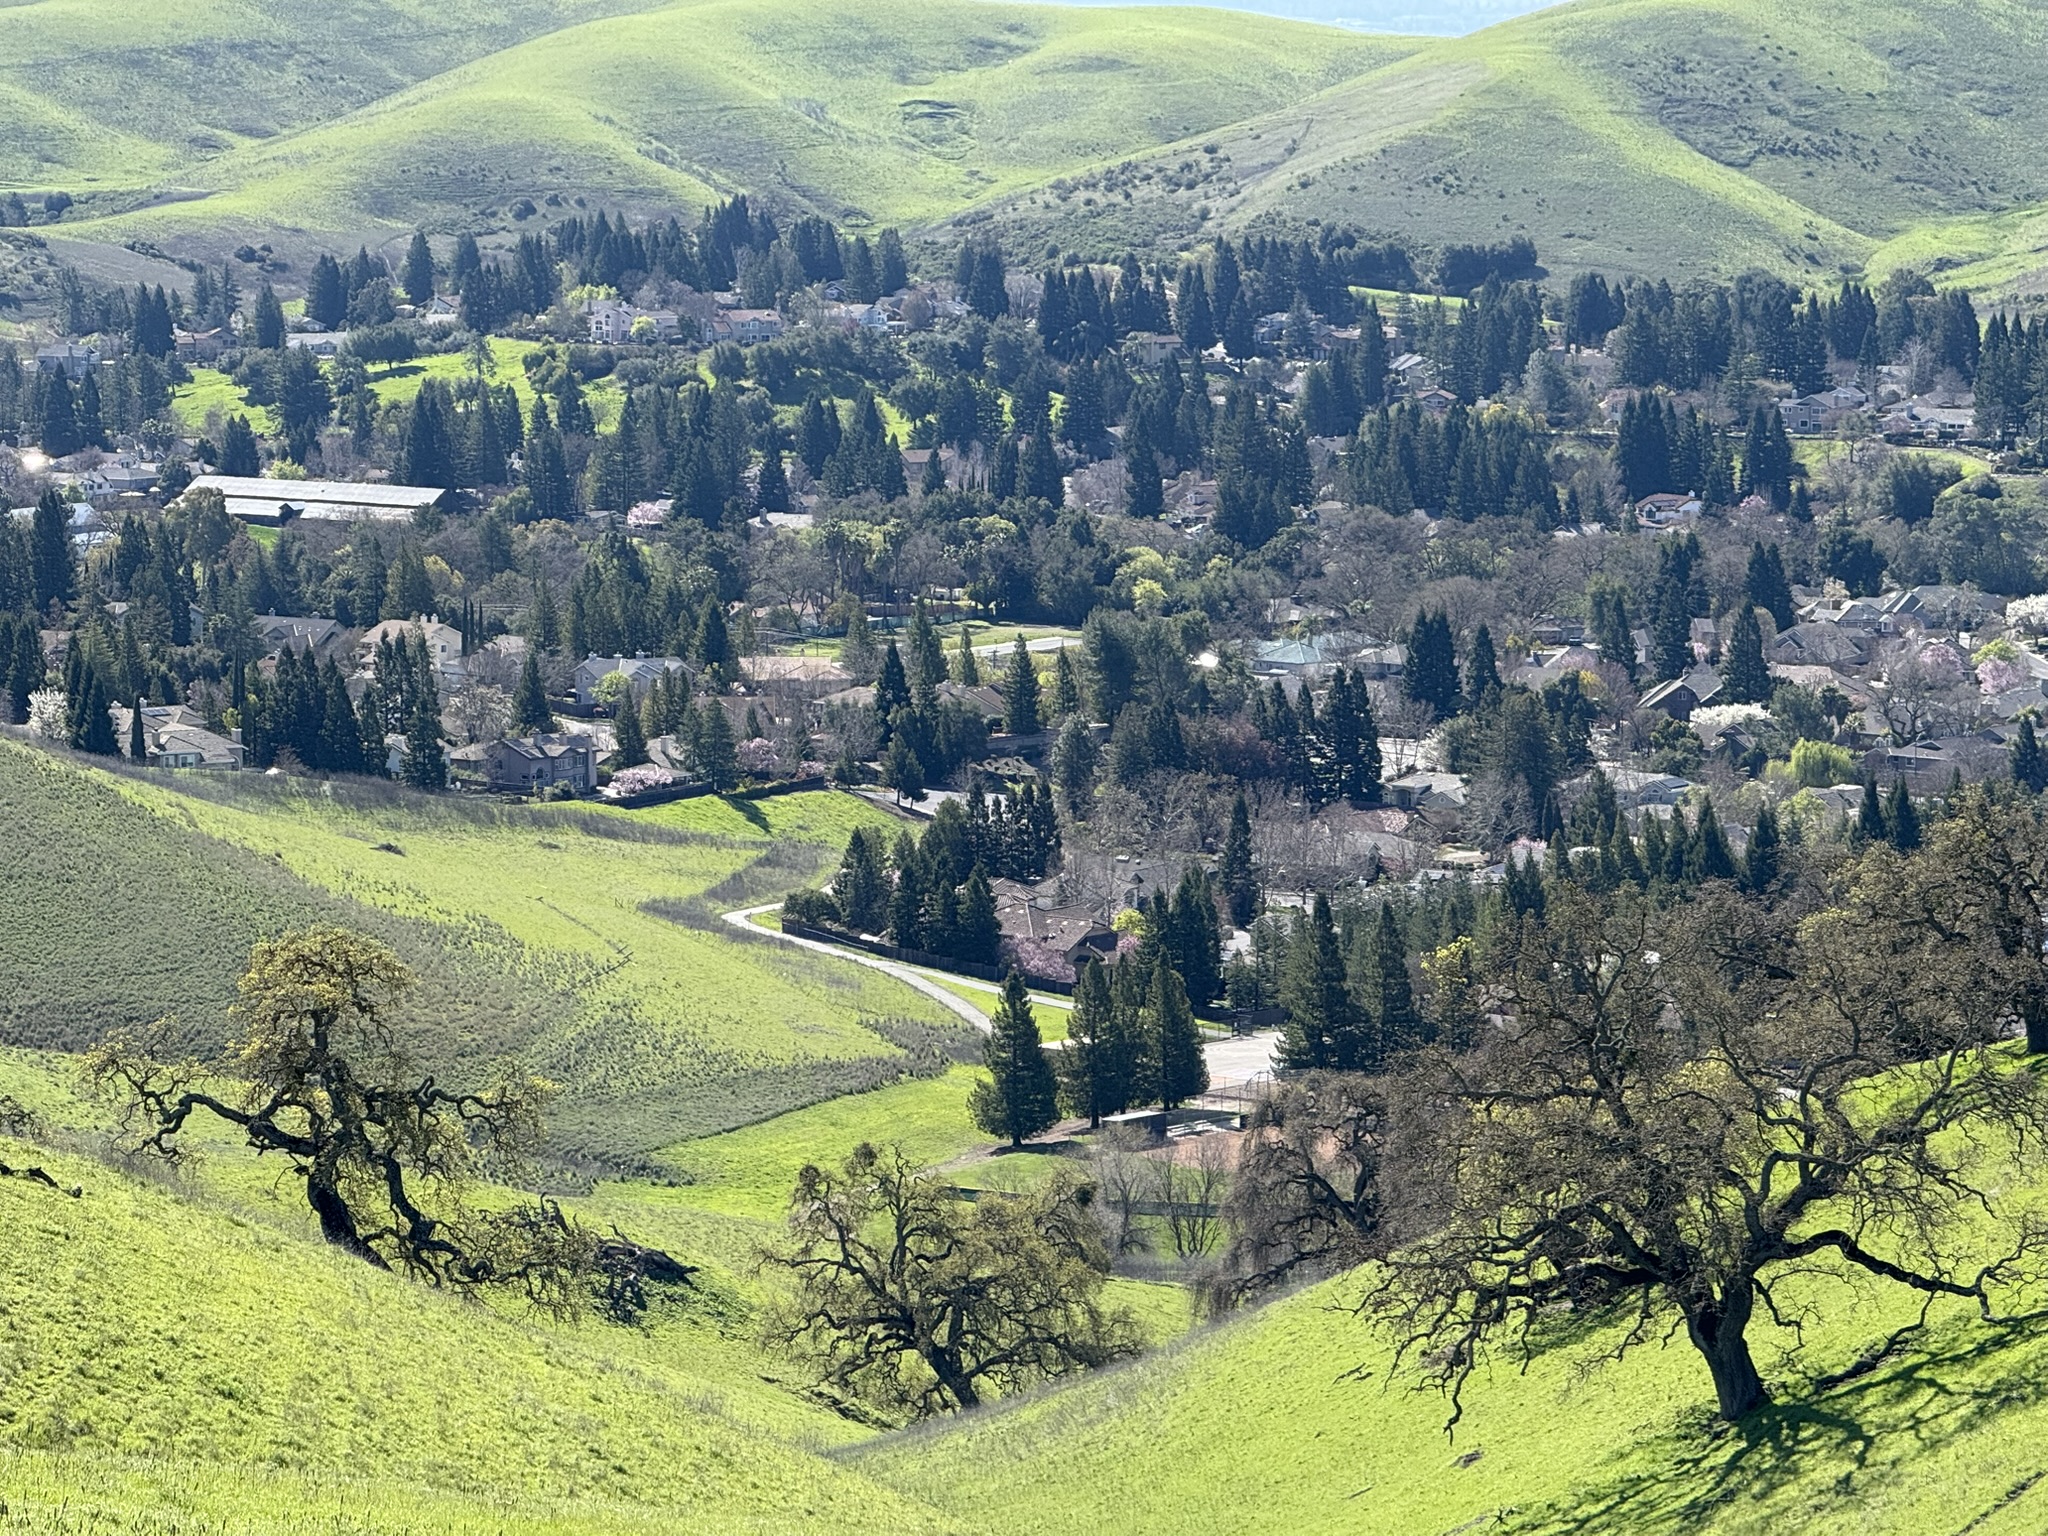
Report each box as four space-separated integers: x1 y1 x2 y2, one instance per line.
1371 844 2048 1424
85 926 627 1308
765 1142 1139 1417
1218 1073 1385 1304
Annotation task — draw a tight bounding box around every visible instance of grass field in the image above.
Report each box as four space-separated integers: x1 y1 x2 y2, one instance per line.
0 740 974 1163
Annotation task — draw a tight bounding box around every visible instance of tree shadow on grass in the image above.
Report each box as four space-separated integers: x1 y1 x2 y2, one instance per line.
1509 1318 2048 1536
725 794 771 832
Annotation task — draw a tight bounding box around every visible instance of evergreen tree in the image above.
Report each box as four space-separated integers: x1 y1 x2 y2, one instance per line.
952 628 981 686
307 254 347 328
74 667 116 756
219 414 261 477
1743 803 1780 895
1050 648 1081 719
1279 894 1354 1069
1124 415 1163 519
1220 790 1258 928
512 649 553 734
1885 778 1921 852
1465 624 1502 709
2015 715 2048 793
969 971 1061 1146
1146 959 1208 1110
1366 903 1422 1066
1857 775 1888 845
613 692 647 767
1745 540 1796 631
1002 634 1041 736
401 232 436 305
885 732 926 803
29 489 75 614
695 694 739 791
128 697 146 761
1692 800 1737 881
835 828 889 934
254 283 286 350
1402 609 1462 719
956 865 1001 967
400 691 445 789
1719 604 1771 704
39 373 80 457
1057 958 1118 1126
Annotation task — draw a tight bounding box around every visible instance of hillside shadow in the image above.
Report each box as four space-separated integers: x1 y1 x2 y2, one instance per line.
1512 1319 2048 1536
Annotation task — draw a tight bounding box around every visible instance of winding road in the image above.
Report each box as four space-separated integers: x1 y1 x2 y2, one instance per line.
722 903 1280 1090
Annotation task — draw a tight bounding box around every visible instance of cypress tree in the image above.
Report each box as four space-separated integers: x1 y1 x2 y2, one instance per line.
969 970 1061 1146
1692 799 1737 881
1885 778 1920 851
29 488 75 614
401 232 436 305
128 697 146 761
1403 609 1461 719
2015 715 2048 793
1465 624 1502 710
613 693 648 767
1147 959 1209 1110
1221 790 1258 928
1857 775 1888 845
1743 803 1780 895
512 649 553 734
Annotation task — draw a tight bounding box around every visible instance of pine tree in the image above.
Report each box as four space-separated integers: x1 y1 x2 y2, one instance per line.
1146 959 1208 1110
219 414 261 477
696 695 739 791
1002 634 1041 736
1279 894 1352 1069
835 828 889 935
1367 904 1422 1065
1693 800 1737 881
254 283 286 351
128 697 146 761
1050 648 1081 719
1403 609 1461 719
969 971 1061 1146
1745 540 1796 630
401 232 436 305
1057 958 1118 1126
29 489 75 614
1465 624 1502 709
956 865 1001 966
74 667 117 756
1719 604 1771 704
1221 790 1258 928
39 373 80 457
885 732 925 803
400 691 445 789
952 628 981 686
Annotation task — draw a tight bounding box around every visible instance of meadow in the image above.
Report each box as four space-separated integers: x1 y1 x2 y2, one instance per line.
0 739 975 1163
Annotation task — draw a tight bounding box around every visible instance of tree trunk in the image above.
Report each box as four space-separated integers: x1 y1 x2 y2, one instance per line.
1686 1282 1767 1420
306 1162 387 1268
2024 986 2048 1056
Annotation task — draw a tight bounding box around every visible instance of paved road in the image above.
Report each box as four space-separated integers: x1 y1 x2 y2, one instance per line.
723 903 1281 1085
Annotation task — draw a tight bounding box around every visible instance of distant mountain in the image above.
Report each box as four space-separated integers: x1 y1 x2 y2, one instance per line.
4 0 2047 291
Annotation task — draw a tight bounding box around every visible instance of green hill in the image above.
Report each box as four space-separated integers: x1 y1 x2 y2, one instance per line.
12 0 1406 258
977 0 2048 283
11 0 2048 282
0 740 971 1166
858 1252 2048 1536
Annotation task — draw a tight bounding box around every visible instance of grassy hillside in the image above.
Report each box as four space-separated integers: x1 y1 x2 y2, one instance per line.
860 1247 2048 1536
0 1102 973 1535
9 0 2048 281
0 739 971 1163
16 0 1407 259
980 0 2048 281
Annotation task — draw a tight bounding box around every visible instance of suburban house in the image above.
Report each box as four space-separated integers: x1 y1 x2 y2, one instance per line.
1122 332 1184 367
1635 493 1703 529
482 734 599 794
174 328 230 364
182 475 450 526
284 332 348 357
1385 770 1470 811
572 653 688 708
1639 667 1726 720
585 298 680 344
252 613 347 659
358 618 466 683
705 308 785 346
115 704 244 770
34 343 98 380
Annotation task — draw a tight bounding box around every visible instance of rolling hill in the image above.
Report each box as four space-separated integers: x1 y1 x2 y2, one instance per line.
6 0 2048 285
